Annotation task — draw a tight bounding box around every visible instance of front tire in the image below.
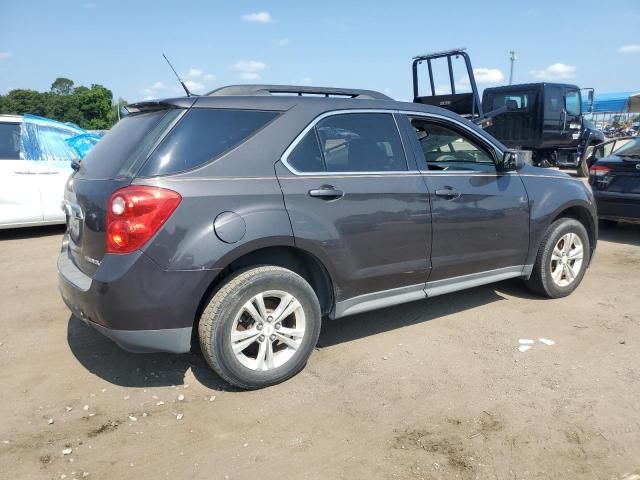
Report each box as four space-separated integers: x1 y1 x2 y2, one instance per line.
198 266 321 390
525 218 590 298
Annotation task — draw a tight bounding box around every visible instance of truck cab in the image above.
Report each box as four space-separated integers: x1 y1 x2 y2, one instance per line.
412 49 602 175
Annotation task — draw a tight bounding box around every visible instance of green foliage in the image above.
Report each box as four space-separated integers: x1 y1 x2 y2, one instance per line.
0 78 122 129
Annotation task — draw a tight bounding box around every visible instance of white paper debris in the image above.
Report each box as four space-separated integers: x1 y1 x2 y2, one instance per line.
62 448 72 455
518 339 534 345
539 338 555 346
518 345 532 352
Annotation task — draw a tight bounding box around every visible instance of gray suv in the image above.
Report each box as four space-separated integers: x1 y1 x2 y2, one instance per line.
58 85 597 389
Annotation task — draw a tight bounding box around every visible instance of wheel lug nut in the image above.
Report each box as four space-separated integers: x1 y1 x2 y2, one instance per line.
257 324 263 331
258 335 265 342
270 334 276 341
275 323 281 330
267 316 273 323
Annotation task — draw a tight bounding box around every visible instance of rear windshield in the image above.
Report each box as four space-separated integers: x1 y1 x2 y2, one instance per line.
0 123 21 160
138 109 279 177
77 109 182 179
487 91 535 111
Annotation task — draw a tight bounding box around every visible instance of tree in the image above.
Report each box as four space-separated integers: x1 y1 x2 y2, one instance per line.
0 79 116 129
50 77 75 95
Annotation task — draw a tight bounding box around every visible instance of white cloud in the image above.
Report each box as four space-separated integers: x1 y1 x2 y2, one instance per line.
472 68 505 85
275 37 289 47
530 63 576 80
184 80 204 93
204 73 215 80
187 68 202 78
241 11 272 23
457 68 504 90
234 60 266 81
150 81 164 89
240 73 261 81
619 44 640 53
0 51 12 60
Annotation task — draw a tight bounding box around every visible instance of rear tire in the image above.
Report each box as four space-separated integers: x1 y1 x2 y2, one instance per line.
525 218 590 298
198 266 321 390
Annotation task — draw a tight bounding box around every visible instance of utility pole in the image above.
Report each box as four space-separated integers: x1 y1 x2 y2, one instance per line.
509 51 517 85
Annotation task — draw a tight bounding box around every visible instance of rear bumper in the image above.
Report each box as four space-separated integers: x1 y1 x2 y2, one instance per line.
58 236 219 353
594 190 640 222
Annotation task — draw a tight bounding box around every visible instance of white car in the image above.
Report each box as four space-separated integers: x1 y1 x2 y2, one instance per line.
0 115 81 229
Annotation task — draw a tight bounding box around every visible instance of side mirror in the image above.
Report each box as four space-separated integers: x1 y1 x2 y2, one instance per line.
502 150 526 171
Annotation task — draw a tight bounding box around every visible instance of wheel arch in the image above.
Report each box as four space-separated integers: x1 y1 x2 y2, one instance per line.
547 203 597 262
193 244 336 346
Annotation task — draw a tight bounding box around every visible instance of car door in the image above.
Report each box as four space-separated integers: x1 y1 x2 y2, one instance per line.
562 88 582 147
542 85 564 148
400 113 530 291
276 111 431 317
32 124 76 222
0 121 43 226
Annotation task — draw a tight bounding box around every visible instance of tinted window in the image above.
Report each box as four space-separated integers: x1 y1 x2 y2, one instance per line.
410 118 495 172
565 90 581 116
315 113 407 172
140 109 279 177
546 87 563 113
288 129 324 172
490 92 531 111
0 123 21 160
78 109 181 179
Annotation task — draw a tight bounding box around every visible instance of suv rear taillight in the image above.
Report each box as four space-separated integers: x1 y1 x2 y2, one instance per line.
106 186 181 254
589 165 610 177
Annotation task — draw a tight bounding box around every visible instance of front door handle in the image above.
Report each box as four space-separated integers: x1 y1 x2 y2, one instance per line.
39 170 61 175
434 187 461 200
14 170 37 175
308 186 344 200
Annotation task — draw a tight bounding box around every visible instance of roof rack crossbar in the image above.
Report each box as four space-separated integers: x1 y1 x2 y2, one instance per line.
412 47 467 61
206 84 392 100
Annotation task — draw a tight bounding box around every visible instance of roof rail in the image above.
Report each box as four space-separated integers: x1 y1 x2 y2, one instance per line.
206 84 392 100
413 47 466 61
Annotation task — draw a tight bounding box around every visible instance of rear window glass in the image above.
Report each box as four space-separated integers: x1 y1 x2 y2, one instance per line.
488 91 533 111
0 123 21 160
78 109 181 179
139 109 279 177
287 130 325 172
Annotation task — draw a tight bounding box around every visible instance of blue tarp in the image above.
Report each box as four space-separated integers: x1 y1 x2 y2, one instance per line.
582 92 639 114
20 114 102 161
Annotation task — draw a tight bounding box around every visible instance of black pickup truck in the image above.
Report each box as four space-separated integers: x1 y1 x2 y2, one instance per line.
412 49 604 176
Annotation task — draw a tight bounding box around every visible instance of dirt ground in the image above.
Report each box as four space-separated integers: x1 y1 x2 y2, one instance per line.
1 222 639 480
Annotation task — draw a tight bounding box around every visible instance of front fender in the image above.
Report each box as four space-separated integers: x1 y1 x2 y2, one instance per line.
519 169 597 266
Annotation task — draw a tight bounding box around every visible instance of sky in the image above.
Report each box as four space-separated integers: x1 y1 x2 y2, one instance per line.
1 0 639 103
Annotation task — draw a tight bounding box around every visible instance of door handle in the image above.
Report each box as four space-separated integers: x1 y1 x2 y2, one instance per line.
308 186 344 200
434 187 461 200
38 171 61 175
14 170 37 175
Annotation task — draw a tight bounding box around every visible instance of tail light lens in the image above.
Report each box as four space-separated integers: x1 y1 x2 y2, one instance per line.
589 165 610 177
106 186 181 254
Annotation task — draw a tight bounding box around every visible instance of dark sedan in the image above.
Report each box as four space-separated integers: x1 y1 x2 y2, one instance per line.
589 137 640 226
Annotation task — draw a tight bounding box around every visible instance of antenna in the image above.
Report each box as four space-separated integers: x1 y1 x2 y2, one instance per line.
162 53 192 97
509 51 517 85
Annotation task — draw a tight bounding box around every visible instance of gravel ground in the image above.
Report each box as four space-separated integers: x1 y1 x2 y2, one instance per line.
0 223 639 480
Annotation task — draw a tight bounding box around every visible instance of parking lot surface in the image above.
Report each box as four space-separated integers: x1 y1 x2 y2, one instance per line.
1 224 639 480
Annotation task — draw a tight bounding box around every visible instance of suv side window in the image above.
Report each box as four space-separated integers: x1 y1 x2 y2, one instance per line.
0 123 21 160
317 113 407 172
286 112 408 173
409 118 496 172
287 129 324 173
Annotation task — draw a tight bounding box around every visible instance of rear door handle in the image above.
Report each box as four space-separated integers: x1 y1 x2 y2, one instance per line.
308 186 344 200
14 170 37 175
434 187 461 200
39 170 61 175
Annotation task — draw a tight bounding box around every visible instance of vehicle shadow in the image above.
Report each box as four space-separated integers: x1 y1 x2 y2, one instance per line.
66 315 237 391
598 222 640 247
0 224 66 240
318 279 532 347
67 278 535 390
